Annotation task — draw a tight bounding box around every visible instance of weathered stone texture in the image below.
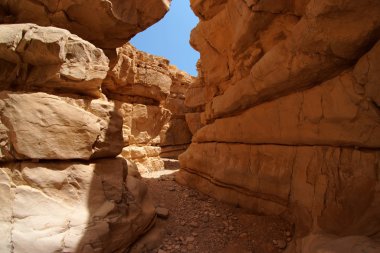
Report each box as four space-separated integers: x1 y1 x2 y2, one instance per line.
0 24 109 97
0 0 170 48
107 44 194 169
0 159 155 253
0 18 168 252
179 0 380 251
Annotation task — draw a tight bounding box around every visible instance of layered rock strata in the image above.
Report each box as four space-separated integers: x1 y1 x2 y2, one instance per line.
104 44 194 172
178 0 380 251
0 24 157 253
0 0 170 48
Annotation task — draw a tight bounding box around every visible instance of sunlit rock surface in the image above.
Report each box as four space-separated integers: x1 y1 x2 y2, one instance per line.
106 44 194 172
0 12 169 251
0 159 155 253
178 0 380 251
0 24 109 97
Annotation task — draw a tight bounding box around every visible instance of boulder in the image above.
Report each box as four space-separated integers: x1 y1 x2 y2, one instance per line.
0 92 123 161
0 24 109 97
0 0 170 48
104 43 173 103
0 158 155 253
121 146 164 173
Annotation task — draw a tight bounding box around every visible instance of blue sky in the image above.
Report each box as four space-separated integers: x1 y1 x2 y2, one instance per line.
131 0 199 76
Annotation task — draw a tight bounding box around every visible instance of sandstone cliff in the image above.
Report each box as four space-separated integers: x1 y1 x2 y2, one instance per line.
0 0 170 48
0 1 175 252
177 0 380 252
103 43 194 172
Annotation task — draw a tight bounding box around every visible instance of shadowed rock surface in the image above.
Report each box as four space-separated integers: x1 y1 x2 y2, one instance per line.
0 0 171 48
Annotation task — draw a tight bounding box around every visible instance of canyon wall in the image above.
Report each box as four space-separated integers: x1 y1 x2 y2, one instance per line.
0 1 186 252
104 43 194 172
177 0 380 252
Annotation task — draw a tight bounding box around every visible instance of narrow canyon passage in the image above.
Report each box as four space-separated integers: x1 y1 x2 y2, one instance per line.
0 0 379 253
130 166 293 253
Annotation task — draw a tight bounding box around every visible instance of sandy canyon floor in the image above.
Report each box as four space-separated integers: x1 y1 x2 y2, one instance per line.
130 162 293 253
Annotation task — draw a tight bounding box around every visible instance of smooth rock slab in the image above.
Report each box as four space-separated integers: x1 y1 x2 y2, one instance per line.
0 92 123 161
0 158 156 253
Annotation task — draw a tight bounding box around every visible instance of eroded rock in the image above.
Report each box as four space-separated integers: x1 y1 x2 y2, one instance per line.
0 24 109 97
0 92 123 161
0 159 155 253
0 0 170 48
179 0 380 251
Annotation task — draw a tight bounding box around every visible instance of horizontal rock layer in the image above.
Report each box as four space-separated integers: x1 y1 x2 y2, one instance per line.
0 0 170 48
178 143 380 237
180 0 380 250
0 24 109 97
0 92 123 161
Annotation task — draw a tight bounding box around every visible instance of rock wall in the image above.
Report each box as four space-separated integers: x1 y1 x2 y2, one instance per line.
177 0 380 251
0 1 176 252
104 43 194 172
0 0 170 48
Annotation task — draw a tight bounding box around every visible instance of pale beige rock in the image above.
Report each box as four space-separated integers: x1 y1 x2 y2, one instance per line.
0 92 123 161
0 24 109 97
121 146 164 173
106 45 194 165
0 0 170 48
116 101 173 147
104 43 173 103
0 159 155 253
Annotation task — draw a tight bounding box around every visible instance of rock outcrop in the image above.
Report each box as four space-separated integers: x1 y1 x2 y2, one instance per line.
104 44 194 172
0 0 170 48
0 21 164 252
177 0 380 251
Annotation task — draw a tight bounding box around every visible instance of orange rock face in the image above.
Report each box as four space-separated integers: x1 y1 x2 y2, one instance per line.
178 0 380 251
0 0 170 48
104 44 195 171
0 2 176 252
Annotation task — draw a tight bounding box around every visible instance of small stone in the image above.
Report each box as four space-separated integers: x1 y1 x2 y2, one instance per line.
216 213 221 217
156 207 169 219
273 240 278 245
228 226 234 231
175 245 180 250
186 236 195 243
158 250 167 253
239 233 247 238
190 221 199 228
180 221 186 226
192 232 198 237
287 237 292 242
201 216 209 223
285 231 291 237
168 186 175 191
276 240 287 249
